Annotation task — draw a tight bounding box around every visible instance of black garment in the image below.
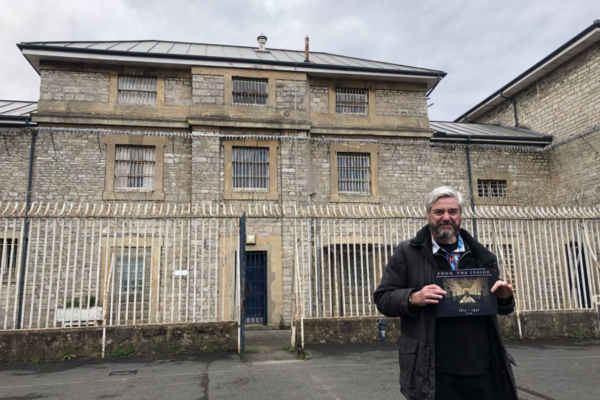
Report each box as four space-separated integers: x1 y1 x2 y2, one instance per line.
374 225 518 400
434 245 491 376
437 241 459 254
435 368 498 400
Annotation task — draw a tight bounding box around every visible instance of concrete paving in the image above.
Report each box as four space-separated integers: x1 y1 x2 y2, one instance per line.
0 336 598 399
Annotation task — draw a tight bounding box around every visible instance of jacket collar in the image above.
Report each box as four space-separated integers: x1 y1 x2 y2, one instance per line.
410 224 497 268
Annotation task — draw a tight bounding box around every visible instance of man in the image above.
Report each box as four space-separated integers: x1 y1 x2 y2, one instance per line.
374 186 518 400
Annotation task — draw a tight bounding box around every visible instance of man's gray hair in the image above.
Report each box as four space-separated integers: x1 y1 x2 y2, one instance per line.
426 186 464 213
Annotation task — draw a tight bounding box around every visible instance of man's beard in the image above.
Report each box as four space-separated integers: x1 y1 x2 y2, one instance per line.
430 221 460 240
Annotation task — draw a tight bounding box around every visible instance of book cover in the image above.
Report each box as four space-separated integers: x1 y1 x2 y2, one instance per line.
434 268 499 318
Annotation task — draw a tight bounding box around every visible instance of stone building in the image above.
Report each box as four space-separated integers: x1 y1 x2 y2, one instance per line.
1 23 599 329
456 20 600 207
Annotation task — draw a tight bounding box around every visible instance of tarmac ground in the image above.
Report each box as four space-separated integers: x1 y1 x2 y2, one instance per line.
0 331 598 399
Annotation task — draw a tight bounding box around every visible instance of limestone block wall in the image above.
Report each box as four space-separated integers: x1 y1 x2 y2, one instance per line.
310 141 551 207
192 75 224 105
165 78 193 106
375 90 427 118
0 133 31 201
309 86 329 114
474 44 600 141
40 70 110 102
276 80 306 110
549 129 600 207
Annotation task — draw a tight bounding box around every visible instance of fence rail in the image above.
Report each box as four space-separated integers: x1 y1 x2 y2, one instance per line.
0 213 242 331
291 212 600 322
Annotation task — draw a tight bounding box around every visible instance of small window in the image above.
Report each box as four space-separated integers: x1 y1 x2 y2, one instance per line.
118 76 157 105
116 257 144 295
114 145 156 192
335 88 368 115
0 238 18 275
232 77 268 106
232 147 269 190
478 179 507 198
337 153 371 195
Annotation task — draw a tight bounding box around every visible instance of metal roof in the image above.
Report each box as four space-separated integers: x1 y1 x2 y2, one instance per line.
19 40 443 74
455 20 600 122
0 100 37 125
18 40 446 90
430 121 552 145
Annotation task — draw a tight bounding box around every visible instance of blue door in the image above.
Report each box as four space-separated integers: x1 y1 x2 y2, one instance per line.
245 251 268 325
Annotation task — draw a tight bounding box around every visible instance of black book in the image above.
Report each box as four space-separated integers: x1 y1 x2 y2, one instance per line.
434 268 499 318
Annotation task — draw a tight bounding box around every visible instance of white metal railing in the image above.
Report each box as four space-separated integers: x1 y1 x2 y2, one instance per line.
291 206 600 321
0 203 242 330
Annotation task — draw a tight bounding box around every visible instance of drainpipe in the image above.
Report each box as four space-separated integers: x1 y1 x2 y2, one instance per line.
17 119 35 329
465 136 478 240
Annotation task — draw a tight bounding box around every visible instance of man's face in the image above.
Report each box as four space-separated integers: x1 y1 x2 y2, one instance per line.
427 197 462 240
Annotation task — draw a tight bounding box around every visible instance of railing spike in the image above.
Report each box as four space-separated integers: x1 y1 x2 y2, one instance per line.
43 203 51 217
294 204 298 216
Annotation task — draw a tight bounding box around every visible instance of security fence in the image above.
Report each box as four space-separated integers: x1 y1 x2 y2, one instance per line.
0 203 243 331
291 205 600 322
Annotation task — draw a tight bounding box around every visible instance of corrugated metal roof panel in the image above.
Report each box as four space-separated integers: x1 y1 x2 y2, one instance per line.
169 43 191 55
187 44 207 56
148 42 174 53
129 41 158 53
430 121 551 140
0 101 37 117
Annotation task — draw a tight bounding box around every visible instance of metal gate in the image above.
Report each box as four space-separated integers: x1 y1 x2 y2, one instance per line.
245 251 267 325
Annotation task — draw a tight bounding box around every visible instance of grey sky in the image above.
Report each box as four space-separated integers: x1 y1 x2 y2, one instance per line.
1 0 599 121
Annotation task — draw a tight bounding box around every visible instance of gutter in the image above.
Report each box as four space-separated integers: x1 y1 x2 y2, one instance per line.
17 43 447 79
432 132 552 145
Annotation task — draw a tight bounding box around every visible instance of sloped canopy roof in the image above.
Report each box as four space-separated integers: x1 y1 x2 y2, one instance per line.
0 100 37 126
430 121 551 145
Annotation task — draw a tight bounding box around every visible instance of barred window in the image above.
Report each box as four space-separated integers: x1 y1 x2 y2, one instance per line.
232 77 268 106
232 147 269 190
478 179 507 198
338 153 371 194
335 88 368 115
116 257 144 295
118 76 157 105
0 238 18 275
114 146 156 191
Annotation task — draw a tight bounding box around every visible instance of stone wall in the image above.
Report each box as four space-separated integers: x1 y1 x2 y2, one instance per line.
474 44 600 142
309 86 329 114
0 322 237 362
165 77 193 106
310 141 551 207
549 129 600 207
40 70 110 102
375 90 427 118
297 310 599 346
276 80 306 110
192 74 224 105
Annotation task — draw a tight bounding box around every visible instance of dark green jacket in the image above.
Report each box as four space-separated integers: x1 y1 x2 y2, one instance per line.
374 225 518 400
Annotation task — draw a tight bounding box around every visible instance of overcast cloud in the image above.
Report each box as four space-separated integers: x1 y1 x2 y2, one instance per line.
1 0 599 121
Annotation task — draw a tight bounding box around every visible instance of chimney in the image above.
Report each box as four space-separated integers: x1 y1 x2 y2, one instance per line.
304 35 310 62
257 32 268 51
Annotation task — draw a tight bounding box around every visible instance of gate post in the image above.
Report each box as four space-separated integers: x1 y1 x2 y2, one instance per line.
238 213 246 359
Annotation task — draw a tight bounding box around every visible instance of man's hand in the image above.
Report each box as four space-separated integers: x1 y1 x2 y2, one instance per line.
409 285 446 307
491 280 514 300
